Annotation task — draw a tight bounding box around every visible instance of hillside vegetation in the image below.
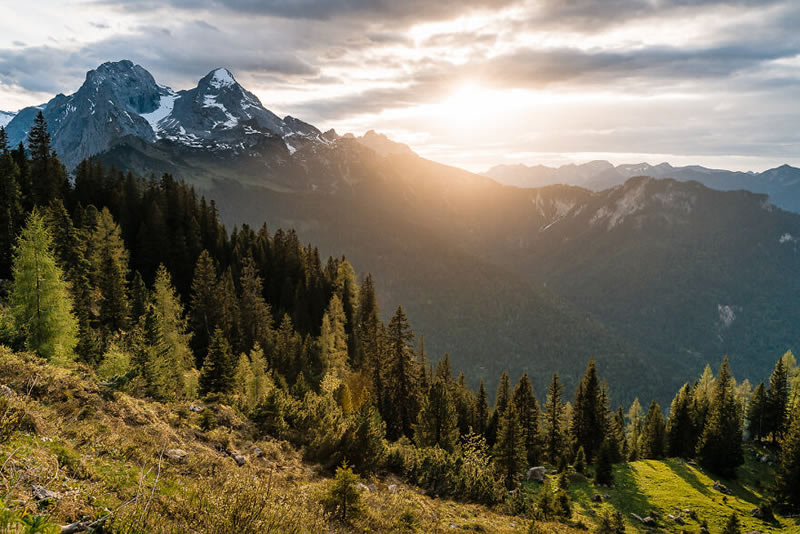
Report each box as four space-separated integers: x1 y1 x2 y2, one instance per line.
0 348 797 533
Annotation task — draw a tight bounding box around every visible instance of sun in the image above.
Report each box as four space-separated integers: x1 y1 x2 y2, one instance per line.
442 83 489 121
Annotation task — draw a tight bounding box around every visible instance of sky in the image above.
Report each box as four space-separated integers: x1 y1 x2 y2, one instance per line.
1 0 800 172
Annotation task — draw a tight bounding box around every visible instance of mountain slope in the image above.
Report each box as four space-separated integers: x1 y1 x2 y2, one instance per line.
486 161 800 213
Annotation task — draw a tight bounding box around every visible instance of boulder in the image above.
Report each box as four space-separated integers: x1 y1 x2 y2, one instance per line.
165 448 188 463
356 483 369 492
232 453 247 466
32 484 60 502
713 481 732 495
760 455 769 463
388 484 398 494
526 466 546 482
0 384 14 397
592 494 603 503
367 483 377 492
189 404 204 413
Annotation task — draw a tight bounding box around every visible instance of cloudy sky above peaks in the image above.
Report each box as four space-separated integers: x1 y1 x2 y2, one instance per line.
1 0 800 171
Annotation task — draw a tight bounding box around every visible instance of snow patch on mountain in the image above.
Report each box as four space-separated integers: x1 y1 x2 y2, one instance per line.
0 111 16 127
779 233 796 244
717 304 736 328
140 91 177 136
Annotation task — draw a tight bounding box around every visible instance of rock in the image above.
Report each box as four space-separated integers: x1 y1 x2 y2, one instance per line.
0 384 14 397
189 404 204 413
32 484 59 501
713 481 732 495
760 455 769 463
165 448 188 463
631 513 656 526
526 466 546 482
388 484 398 494
232 453 247 466
667 514 685 525
603 494 610 499
449 523 457 529
356 483 369 492
367 483 377 492
252 447 264 458
592 494 603 503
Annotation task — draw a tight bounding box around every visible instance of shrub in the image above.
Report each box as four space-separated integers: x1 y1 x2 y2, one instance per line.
593 508 626 533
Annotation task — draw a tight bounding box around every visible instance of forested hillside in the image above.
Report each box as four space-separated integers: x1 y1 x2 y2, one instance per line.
1 116 800 533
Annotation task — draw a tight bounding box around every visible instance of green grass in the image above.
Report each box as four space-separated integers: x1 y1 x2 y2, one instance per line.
551 451 800 533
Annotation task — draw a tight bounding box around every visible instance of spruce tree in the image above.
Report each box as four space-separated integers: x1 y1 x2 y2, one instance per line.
493 402 526 489
134 304 174 400
9 211 78 362
0 142 23 278
595 439 614 486
474 380 490 436
487 371 511 445
414 377 459 452
513 372 541 465
572 360 606 462
766 356 790 441
776 402 800 508
189 250 220 366
238 256 273 354
666 383 696 457
747 382 767 443
199 328 236 395
696 357 744 477
343 402 386 474
542 373 566 463
384 306 420 440
640 400 666 459
27 112 67 206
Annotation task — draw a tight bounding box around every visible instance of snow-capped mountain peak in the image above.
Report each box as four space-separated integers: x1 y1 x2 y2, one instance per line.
208 68 236 89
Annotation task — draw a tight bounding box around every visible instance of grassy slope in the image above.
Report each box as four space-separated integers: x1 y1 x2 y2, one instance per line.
0 347 794 533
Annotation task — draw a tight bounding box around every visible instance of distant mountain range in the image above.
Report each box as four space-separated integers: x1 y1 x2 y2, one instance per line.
484 160 800 213
3 60 800 403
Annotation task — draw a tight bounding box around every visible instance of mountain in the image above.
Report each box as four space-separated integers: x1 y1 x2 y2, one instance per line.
0 110 14 128
4 60 331 169
485 161 800 213
8 59 800 403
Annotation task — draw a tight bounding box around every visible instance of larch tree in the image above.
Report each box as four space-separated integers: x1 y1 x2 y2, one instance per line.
9 210 78 363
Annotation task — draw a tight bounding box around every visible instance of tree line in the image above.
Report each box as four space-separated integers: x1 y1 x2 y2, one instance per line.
1 115 799 518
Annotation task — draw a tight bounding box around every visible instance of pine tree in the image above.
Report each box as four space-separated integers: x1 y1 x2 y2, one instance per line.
666 383 696 457
696 357 744 477
513 372 541 465
542 373 566 464
747 382 767 443
9 211 78 362
414 377 459 452
383 306 420 440
199 328 236 395
493 402 526 489
776 402 800 508
474 380 490 436
766 356 790 441
572 360 606 462
640 400 666 459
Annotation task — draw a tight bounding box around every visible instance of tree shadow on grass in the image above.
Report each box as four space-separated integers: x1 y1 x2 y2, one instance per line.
603 463 657 520
664 459 714 499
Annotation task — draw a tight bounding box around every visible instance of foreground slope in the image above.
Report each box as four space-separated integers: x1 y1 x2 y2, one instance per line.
0 348 794 533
